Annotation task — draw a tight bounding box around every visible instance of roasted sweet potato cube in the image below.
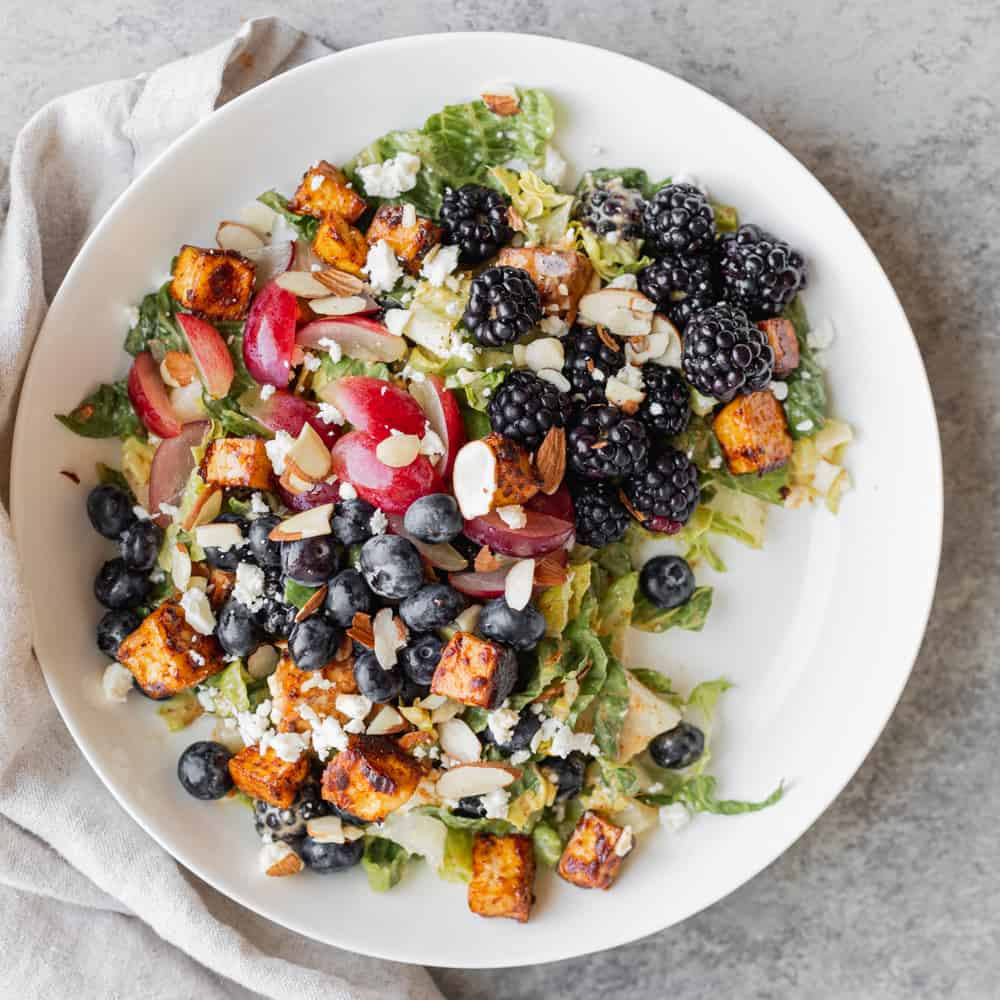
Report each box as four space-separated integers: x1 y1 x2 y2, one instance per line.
229 745 310 808
289 160 366 223
365 203 442 274
190 565 235 611
170 245 255 321
118 599 224 699
321 735 422 822
430 632 518 709
469 834 536 922
270 652 358 734
496 247 593 324
757 318 800 378
311 212 369 274
713 390 794 476
557 811 632 890
201 438 273 490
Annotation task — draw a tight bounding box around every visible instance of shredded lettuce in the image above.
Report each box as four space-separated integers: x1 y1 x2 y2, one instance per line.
641 775 784 815
506 763 557 830
531 822 563 866
632 586 714 633
156 690 203 731
283 579 319 609
56 380 142 440
592 657 630 758
361 837 409 891
440 827 474 883
782 296 828 438
490 168 574 245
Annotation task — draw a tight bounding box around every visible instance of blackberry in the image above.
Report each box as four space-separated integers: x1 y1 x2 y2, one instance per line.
440 184 514 266
462 266 541 347
576 175 645 242
562 325 624 408
253 782 329 842
718 223 807 318
488 370 571 450
567 406 649 480
638 365 690 436
643 183 716 256
681 303 773 402
622 447 700 532
573 481 630 547
637 253 716 330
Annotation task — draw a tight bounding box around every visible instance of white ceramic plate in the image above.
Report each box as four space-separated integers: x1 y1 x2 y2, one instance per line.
11 34 941 967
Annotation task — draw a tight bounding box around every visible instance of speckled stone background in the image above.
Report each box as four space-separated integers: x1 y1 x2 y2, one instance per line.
2 1 997 997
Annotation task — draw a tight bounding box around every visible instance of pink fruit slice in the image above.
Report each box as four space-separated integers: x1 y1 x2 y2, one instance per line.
526 483 575 524
148 420 210 525
128 351 181 438
248 240 295 289
276 479 343 512
296 316 406 362
330 430 444 514
323 377 426 442
463 510 575 558
449 568 510 599
410 374 466 480
243 281 298 386
243 388 340 449
176 313 234 399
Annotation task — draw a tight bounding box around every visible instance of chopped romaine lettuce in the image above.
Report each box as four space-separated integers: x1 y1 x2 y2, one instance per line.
203 660 250 714
361 837 409 891
440 827 475 883
506 763 556 830
628 668 675 697
490 168 574 245
283 579 319 610
56 380 142 440
641 775 784 815
123 281 186 357
156 690 203 731
573 222 651 281
531 822 563 867
578 167 663 199
782 296 828 438
508 637 566 711
592 657 630 758
632 586 713 633
256 190 319 240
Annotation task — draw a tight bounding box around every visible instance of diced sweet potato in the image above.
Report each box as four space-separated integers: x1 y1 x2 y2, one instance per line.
757 318 800 378
190 566 235 611
430 632 518 709
170 245 255 321
289 161 366 223
321 735 422 822
496 247 593 324
713 390 794 475
201 438 273 490
365 204 442 274
229 745 310 808
311 212 369 274
557 811 631 890
270 652 358 734
118 599 224 699
469 833 536 922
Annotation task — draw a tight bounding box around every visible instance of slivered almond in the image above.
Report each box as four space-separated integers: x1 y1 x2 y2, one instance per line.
534 425 566 495
376 433 421 468
507 206 526 232
481 85 520 116
438 718 481 763
366 705 409 736
285 423 332 482
308 295 371 317
263 846 304 877
268 503 333 541
182 486 223 531
315 268 366 296
274 270 335 298
161 351 198 388
294 584 328 622
279 465 315 497
596 325 621 353
534 551 570 588
474 546 503 573
619 490 647 523
347 611 374 648
216 220 265 255
435 762 521 800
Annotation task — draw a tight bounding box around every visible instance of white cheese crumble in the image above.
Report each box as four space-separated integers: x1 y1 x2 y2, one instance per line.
338 481 358 500
336 693 373 720
188 650 205 667
796 419 815 433
648 402 664 416
102 663 134 703
614 825 634 857
383 308 411 336
309 173 325 191
769 381 789 401
708 455 723 469
233 561 266 611
180 587 216 635
344 717 367 734
357 152 421 198
363 239 404 292
260 730 309 763
250 492 270 515
369 509 389 535
509 749 531 765
259 841 298 873
401 203 417 228
317 337 343 363
317 402 345 425
539 315 569 338
420 243 461 286
659 802 692 833
300 674 334 693
311 716 349 760
419 428 446 460
530 716 598 758
487 707 520 745
497 505 527 529
482 788 511 820
302 352 321 372
259 383 275 400
264 430 295 476
236 700 272 746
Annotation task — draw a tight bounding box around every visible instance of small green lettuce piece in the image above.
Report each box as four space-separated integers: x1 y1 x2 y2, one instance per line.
490 167 574 245
123 281 186 357
157 690 204 731
283 579 319 610
628 668 675 696
632 587 714 633
531 822 563 867
641 776 784 815
203 660 250 714
593 657 630 758
440 828 475 883
782 296 828 438
362 837 409 891
56 380 142 440
256 190 319 240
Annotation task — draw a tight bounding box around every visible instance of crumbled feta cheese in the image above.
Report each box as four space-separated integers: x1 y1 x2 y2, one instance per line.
796 419 815 433
357 152 421 198
401 365 426 384
311 716 349 760
647 782 664 794
236 700 272 746
188 650 205 667
264 430 295 476
659 802 691 833
807 318 836 352
509 749 531 765
158 502 180 521
338 481 358 500
607 273 639 290
300 674 334 693
317 402 345 425
539 315 569 338
102 663 134 703
614 825 634 857
260 730 308 763
497 505 527 530
302 352 321 372
336 693 373 720
769 381 789 401
708 455 723 469
180 587 216 635
250 492 270 515
369 508 389 535
648 402 664 416
401 203 417 228
233 561 266 611
383 308 411 337
258 841 298 873
487 707 520 745
197 687 219 713
482 788 511 820
530 717 598 758
259 383 275 400
317 337 343 363
419 427 446 460
309 173 325 191
420 243 461 286
453 340 478 364
616 364 645 391
363 239 403 292
132 505 151 521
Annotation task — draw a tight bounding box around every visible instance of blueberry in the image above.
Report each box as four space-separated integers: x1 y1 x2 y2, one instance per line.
403 494 463 543
119 519 163 572
216 598 263 658
399 584 465 632
332 498 377 546
353 649 403 703
648 722 705 769
253 782 328 841
324 569 374 627
482 710 541 753
86 484 136 539
288 613 341 670
478 598 546 651
248 515 282 569
453 796 487 819
177 741 233 800
299 835 364 873
94 558 151 610
359 535 424 600
540 750 587 802
96 609 142 659
203 513 248 572
401 677 431 704
639 555 696 610
281 533 339 586
398 633 444 686
255 581 297 638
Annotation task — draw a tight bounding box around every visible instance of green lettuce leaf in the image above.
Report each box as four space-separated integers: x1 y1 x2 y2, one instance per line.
632 586 713 633
578 167 664 199
782 296 828 438
531 822 563 867
201 393 273 439
573 222 651 280
256 190 319 240
628 668 675 696
123 282 186 357
415 806 514 837
596 571 638 659
490 168 574 245
203 660 250 714
440 828 475 883
96 463 134 499
641 775 784 815
593 657 630 758
156 690 203 731
283 579 319 610
362 837 409 891
56 380 142 440
508 637 566 711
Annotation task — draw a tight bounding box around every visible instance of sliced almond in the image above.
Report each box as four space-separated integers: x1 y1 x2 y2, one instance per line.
648 314 683 368
605 376 645 412
534 551 570 588
596 325 622 354
294 584 328 622
314 268 366 296
481 83 520 116
347 611 374 648
524 337 565 373
305 815 346 844
438 718 482 763
399 705 432 730
308 294 372 317
507 206 526 232
274 270 336 298
171 543 192 592
415 694 449 711
474 546 503 573
286 423 332 482
216 220 265 255
261 843 303 877
505 558 535 611
375 433 421 468
373 607 402 668
578 288 656 338
435 762 521 800
430 700 464 725
279 465 316 497
452 433 540 519
181 486 223 532
160 351 198 388
410 539 468 572
194 521 244 551
534 425 566 495
267 503 333 542
366 705 408 736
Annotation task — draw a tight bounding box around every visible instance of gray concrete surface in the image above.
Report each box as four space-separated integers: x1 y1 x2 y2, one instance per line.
2 1 998 997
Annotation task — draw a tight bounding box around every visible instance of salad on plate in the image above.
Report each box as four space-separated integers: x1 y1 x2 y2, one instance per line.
57 84 852 921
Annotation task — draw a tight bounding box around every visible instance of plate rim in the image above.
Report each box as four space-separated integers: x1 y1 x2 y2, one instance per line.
11 30 942 967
